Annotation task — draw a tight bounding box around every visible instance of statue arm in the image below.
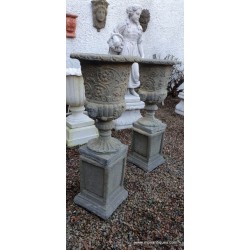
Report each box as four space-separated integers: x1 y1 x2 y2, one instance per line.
107 22 127 55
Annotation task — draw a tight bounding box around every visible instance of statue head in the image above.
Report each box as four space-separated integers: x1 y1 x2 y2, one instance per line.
91 0 109 32
126 4 143 25
139 9 150 32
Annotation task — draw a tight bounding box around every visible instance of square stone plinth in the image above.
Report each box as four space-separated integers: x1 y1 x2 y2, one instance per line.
74 144 128 220
128 121 166 172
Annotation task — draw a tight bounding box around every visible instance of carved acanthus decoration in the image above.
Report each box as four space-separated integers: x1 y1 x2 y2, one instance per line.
83 66 129 103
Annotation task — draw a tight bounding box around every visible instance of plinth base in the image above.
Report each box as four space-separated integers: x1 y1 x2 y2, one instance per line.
74 143 128 220
128 152 165 172
74 187 128 220
128 120 166 172
66 125 98 147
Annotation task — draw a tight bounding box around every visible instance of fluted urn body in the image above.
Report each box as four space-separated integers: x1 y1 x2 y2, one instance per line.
128 58 177 172
70 53 140 220
66 73 86 127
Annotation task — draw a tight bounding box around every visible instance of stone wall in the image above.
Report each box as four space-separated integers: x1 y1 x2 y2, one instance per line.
66 0 184 68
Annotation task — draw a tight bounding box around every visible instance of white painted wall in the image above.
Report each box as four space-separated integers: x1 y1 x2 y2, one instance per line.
66 0 183 69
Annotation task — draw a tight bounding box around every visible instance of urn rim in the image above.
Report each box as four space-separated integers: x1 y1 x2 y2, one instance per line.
70 53 180 66
70 53 141 63
139 58 180 66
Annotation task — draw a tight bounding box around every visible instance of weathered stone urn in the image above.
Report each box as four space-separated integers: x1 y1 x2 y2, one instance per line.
128 58 177 172
70 53 139 219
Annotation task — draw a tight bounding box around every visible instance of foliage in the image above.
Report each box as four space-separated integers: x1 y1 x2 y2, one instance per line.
164 54 184 98
153 54 184 98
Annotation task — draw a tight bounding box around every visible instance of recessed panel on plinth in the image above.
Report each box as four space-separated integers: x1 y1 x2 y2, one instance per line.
128 121 166 172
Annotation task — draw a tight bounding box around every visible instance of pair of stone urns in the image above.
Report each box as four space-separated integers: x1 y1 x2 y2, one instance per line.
70 53 177 220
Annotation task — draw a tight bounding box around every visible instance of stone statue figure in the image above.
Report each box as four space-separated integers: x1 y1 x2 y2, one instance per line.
139 9 150 32
107 4 144 97
91 0 109 32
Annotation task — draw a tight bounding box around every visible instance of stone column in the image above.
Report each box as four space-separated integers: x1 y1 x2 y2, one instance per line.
128 58 177 172
66 68 98 147
70 53 139 220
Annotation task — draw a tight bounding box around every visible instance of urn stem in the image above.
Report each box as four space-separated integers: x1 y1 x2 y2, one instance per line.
96 120 113 139
144 104 158 121
87 120 122 153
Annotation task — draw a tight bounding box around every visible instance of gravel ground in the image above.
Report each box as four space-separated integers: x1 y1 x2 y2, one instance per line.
66 96 184 250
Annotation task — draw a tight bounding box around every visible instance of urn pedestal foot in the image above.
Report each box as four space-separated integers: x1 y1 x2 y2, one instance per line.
128 118 166 172
114 92 145 130
74 143 128 220
113 109 142 130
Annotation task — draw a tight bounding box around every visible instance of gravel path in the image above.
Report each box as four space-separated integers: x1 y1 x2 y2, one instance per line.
66 96 184 249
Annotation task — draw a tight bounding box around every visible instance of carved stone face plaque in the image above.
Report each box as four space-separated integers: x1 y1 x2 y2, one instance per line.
66 13 78 38
91 0 109 32
139 9 150 32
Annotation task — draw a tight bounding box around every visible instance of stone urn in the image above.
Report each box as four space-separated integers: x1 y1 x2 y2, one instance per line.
128 58 177 172
66 13 78 38
70 53 139 219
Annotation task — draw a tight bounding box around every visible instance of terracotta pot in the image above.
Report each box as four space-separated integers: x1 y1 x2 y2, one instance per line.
66 13 78 38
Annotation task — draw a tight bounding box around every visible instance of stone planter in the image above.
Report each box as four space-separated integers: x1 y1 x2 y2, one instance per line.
128 58 177 172
66 13 78 38
66 68 98 147
70 53 139 219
